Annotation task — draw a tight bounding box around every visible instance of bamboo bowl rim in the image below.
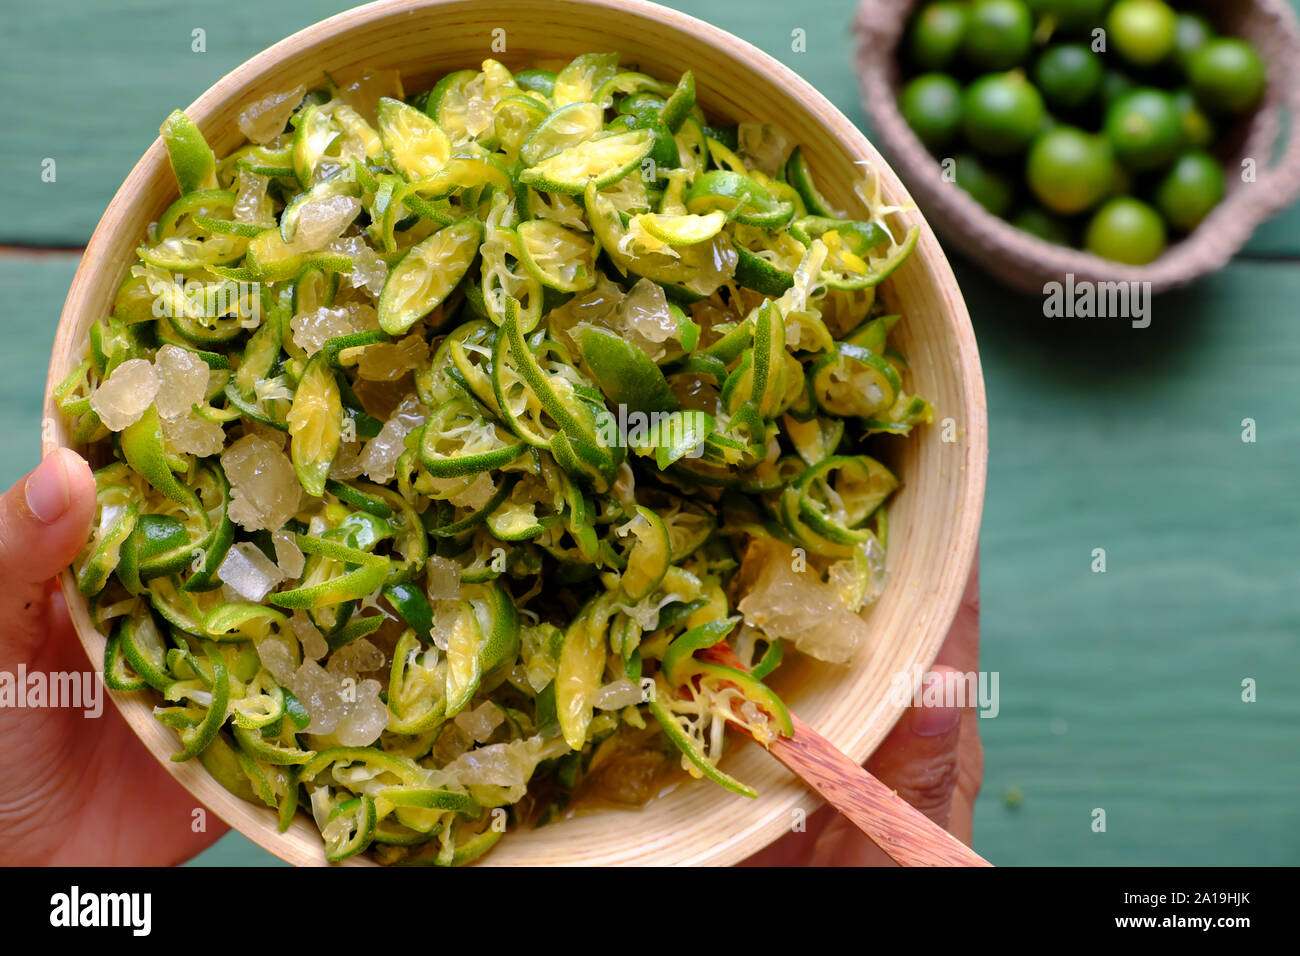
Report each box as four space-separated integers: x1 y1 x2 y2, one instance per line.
41 0 987 866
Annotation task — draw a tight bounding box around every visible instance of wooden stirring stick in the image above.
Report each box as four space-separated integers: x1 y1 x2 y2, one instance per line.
707 645 991 867
766 712 991 866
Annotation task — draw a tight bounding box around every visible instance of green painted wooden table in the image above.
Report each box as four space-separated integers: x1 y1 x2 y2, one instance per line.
2 0 1295 867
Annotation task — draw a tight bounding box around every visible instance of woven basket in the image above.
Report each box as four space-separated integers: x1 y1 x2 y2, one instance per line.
855 0 1300 295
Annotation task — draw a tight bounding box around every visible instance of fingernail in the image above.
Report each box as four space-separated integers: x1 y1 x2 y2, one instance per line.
910 672 960 737
25 451 72 524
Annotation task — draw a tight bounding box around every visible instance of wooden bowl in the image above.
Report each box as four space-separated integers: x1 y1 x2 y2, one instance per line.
855 0 1300 296
42 0 986 866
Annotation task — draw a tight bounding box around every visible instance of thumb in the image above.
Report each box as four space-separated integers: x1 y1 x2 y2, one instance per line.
864 665 964 829
0 448 97 666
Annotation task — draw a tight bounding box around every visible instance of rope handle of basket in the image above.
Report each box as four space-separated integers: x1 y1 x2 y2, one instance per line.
1236 0 1300 221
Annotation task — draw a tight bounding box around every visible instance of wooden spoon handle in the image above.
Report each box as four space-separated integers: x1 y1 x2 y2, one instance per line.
766 712 991 867
699 642 990 866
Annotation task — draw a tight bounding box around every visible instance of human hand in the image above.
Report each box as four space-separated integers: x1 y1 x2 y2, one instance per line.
0 448 227 865
739 559 983 866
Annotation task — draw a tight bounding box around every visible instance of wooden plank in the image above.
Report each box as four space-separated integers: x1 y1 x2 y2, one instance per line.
181 830 288 868
962 256 1300 865
0 254 79 488
3 0 1297 252
0 0 356 246
4 2 1299 868
16 252 1297 867
0 0 927 246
